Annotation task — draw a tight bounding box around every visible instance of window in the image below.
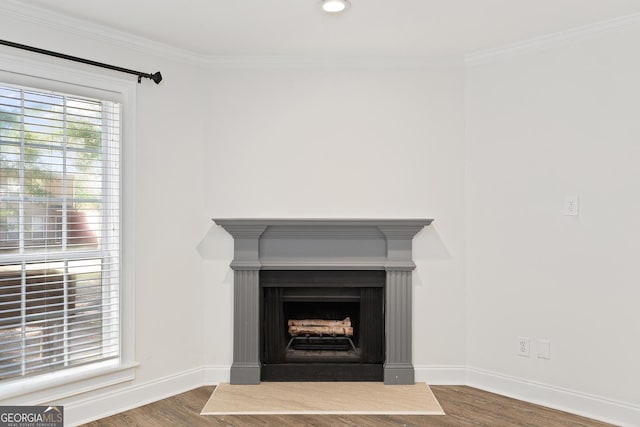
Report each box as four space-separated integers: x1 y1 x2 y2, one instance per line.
0 83 121 382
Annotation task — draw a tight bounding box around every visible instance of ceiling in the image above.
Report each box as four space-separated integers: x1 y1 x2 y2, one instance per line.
13 0 640 57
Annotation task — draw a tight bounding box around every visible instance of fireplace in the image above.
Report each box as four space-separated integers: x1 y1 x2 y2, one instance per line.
214 219 432 385
261 270 385 381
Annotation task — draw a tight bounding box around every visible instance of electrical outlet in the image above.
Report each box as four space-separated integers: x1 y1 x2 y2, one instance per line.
517 337 530 357
537 339 551 359
564 196 579 216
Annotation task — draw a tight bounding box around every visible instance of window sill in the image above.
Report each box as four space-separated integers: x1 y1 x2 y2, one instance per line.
0 360 139 404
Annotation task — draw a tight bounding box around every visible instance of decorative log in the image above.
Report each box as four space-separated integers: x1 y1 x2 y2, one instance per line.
288 325 353 337
287 317 351 327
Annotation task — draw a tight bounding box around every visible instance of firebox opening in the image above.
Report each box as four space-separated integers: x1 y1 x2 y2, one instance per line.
284 300 360 361
260 270 385 381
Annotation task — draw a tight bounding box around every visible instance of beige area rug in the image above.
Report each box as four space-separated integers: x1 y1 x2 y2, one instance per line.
201 382 445 415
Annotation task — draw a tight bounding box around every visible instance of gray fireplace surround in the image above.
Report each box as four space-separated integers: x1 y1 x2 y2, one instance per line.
213 218 432 385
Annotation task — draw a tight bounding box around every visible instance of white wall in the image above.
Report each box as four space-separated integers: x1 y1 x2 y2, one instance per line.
465 22 640 409
0 7 209 423
200 63 467 370
0 5 468 417
4 2 639 425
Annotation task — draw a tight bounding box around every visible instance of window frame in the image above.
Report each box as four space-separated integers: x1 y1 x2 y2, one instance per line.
0 52 137 403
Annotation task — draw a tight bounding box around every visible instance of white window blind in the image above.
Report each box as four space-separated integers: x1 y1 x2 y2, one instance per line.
0 82 121 381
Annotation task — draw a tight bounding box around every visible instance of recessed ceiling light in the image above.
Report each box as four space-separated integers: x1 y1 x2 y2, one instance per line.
321 0 350 13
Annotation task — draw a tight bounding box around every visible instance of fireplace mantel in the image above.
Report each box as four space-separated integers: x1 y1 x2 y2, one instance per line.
215 218 432 271
213 218 433 385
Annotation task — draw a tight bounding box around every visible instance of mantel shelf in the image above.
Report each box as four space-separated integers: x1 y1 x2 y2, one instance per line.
213 218 433 228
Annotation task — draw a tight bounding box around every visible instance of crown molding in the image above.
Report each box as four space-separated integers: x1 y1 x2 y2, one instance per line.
0 0 460 70
0 0 204 66
202 55 463 69
2 0 638 70
465 12 640 66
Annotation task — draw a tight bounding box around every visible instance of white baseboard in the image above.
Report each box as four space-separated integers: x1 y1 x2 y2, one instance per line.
203 364 231 385
64 367 204 427
466 366 640 427
61 364 640 427
414 365 466 385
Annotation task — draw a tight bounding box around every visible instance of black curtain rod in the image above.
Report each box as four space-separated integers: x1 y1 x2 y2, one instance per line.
0 39 162 84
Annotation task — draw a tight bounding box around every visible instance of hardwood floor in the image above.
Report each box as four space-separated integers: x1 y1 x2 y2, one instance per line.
83 385 615 427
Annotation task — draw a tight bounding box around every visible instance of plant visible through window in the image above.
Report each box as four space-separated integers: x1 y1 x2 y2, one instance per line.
0 84 121 381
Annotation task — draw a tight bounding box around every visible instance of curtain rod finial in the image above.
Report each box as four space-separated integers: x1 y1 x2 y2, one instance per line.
151 71 162 84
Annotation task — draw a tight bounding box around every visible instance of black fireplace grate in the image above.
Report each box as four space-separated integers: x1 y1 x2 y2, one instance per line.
286 336 357 351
